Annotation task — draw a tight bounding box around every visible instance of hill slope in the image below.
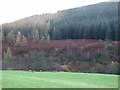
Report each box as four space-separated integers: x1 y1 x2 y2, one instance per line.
1 2 119 40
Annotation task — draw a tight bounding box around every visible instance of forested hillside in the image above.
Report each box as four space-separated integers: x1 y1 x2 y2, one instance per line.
1 2 120 74
51 2 119 40
1 2 119 41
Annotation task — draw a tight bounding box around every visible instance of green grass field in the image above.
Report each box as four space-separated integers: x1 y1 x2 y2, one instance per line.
1 70 118 88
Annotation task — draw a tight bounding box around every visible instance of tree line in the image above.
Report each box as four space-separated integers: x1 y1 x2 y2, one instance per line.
0 29 50 46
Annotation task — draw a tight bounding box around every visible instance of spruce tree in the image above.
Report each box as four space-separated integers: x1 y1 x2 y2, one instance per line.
6 31 15 46
32 29 39 42
21 35 27 46
0 30 4 41
15 36 21 46
15 31 22 46
4 47 12 60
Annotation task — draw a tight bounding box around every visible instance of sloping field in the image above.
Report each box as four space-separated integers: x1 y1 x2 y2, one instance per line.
2 70 118 88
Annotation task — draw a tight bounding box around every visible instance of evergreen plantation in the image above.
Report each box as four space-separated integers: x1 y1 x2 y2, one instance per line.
0 2 119 41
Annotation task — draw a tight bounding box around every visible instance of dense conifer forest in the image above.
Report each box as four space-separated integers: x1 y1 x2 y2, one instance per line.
1 2 119 41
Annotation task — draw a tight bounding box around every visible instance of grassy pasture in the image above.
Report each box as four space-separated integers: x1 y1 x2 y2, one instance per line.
1 70 118 88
